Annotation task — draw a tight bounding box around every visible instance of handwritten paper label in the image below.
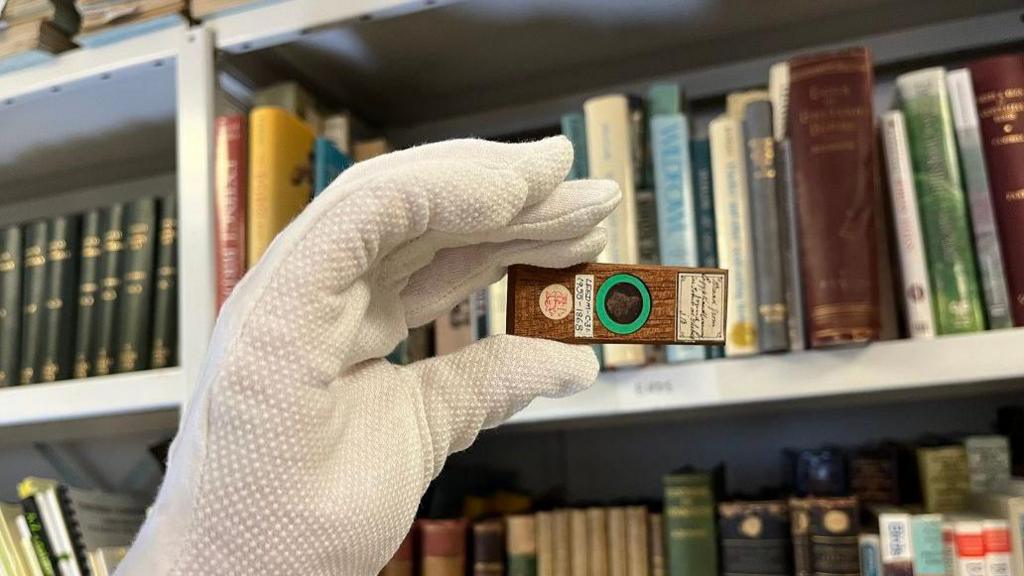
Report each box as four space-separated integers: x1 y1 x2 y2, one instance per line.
538 283 572 320
676 272 725 342
574 274 595 337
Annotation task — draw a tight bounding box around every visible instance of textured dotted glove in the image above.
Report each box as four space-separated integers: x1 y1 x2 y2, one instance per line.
116 137 620 575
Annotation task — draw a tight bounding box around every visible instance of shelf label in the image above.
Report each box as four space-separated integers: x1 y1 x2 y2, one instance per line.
614 370 720 411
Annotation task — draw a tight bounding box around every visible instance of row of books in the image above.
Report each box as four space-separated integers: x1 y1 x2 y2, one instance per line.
0 477 145 576
379 432 1023 576
0 195 178 387
0 0 276 75
212 80 391 309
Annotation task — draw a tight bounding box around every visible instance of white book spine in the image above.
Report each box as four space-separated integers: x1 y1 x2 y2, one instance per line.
709 115 758 356
769 62 790 140
981 520 1011 576
585 94 645 367
880 513 915 572
881 110 936 338
16 515 45 576
487 276 507 336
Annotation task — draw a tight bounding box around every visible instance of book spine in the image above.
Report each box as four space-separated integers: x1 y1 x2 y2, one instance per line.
14 512 46 576
981 520 1011 576
788 48 880 346
880 110 936 338
963 435 1011 493
54 486 89 576
790 499 813 576
561 112 589 180
552 509 571 576
625 506 649 576
709 115 758 356
0 226 23 387
587 507 609 576
775 139 807 350
150 195 178 369
473 520 505 576
487 276 507 336
769 62 790 140
650 113 702 363
718 500 791 576
379 529 414 576
969 53 1024 326
214 115 247 310
94 204 124 377
946 69 1014 330
537 512 555 576
794 447 847 497
648 513 665 576
607 507 628 576
917 446 970 513
19 221 48 385
420 519 467 576
506 515 538 576
664 473 717 576
73 210 102 379
942 523 958 576
954 522 986 576
19 498 56 576
809 497 861 575
861 534 883 576
911 515 946 576
569 509 588 576
116 198 157 373
850 450 900 508
691 139 724 359
584 94 644 368
744 100 789 351
897 67 985 334
40 216 78 382
879 513 915 576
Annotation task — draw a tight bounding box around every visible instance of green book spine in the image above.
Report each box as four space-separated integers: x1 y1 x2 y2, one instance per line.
664 472 718 576
897 68 985 334
19 221 48 385
40 216 79 382
73 209 103 379
150 195 178 369
116 198 156 372
561 112 589 180
94 203 125 377
508 556 538 576
0 225 23 387
691 138 724 359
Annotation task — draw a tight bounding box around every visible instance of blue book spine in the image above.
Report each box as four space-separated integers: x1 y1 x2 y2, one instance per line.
651 114 702 363
911 515 945 576
859 535 882 576
691 138 724 359
561 112 589 180
313 138 354 197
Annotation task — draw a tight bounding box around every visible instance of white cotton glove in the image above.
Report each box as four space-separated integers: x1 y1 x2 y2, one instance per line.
115 137 620 575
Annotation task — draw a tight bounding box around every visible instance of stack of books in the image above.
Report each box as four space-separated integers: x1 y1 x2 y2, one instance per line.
73 0 188 48
191 0 276 19
0 0 77 74
0 194 178 387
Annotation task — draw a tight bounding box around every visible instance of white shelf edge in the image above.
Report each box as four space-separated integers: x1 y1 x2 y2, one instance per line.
0 24 186 104
509 329 1024 425
0 368 186 428
207 0 458 52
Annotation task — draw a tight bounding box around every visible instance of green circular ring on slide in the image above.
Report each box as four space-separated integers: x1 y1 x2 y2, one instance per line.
595 273 652 335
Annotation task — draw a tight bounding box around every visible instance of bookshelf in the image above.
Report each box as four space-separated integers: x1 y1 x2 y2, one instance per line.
0 0 1022 444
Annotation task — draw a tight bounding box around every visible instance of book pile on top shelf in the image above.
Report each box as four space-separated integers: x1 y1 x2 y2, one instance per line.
0 0 77 74
0 194 178 387
72 0 188 48
0 477 146 576
378 416 1024 576
190 0 275 20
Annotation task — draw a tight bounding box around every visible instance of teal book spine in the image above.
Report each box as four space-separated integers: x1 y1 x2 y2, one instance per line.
116 198 157 373
0 225 23 387
40 216 79 382
313 137 353 197
897 68 985 334
911 514 945 576
150 195 178 369
94 203 125 377
561 112 589 180
650 110 702 363
691 138 723 359
19 221 48 385
73 210 102 379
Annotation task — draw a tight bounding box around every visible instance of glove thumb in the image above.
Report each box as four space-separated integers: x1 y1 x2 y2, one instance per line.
407 335 598 476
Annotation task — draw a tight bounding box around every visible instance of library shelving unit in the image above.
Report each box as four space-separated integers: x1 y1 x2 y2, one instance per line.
1 0 1023 447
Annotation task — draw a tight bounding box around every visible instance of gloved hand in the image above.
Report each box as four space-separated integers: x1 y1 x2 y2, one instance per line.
116 137 620 575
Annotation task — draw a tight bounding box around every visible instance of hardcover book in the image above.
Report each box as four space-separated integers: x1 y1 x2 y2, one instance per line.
94 203 124 377
897 67 985 334
116 198 157 373
507 515 538 576
917 445 969 513
789 498 813 576
561 112 589 180
808 497 861 576
0 225 22 387
625 506 648 576
743 99 788 352
775 139 806 350
769 62 790 140
473 520 504 576
570 509 588 576
946 69 1014 330
587 507 609 576
19 220 48 385
910 514 945 576
607 507 628 576
664 472 718 576
649 513 665 576
850 445 901 507
880 111 935 338
788 47 880 346
969 53 1024 326
963 435 1010 494
981 520 1011 576
953 521 986 576
73 209 102 378
151 195 178 369
552 509 571 576
718 500 791 576
690 139 724 359
214 114 247 310
313 137 353 197
878 513 913 576
709 115 758 356
537 512 555 576
40 215 78 382
860 534 882 576
420 519 468 576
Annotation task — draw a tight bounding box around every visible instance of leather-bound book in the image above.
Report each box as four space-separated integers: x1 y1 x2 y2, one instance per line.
73 210 102 378
718 500 791 576
40 215 79 382
473 519 504 576
214 114 247 310
970 53 1024 326
379 528 414 576
420 519 467 576
150 195 177 369
94 203 125 377
0 225 23 387
19 220 48 385
808 497 861 576
116 198 157 373
787 47 880 346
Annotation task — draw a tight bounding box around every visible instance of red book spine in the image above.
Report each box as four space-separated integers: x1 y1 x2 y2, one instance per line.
420 519 467 576
214 115 248 310
787 47 881 346
969 53 1024 325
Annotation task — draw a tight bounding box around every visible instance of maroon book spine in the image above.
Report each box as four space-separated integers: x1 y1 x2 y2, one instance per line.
787 47 880 346
969 54 1024 326
214 115 247 311
380 528 415 576
420 519 468 576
